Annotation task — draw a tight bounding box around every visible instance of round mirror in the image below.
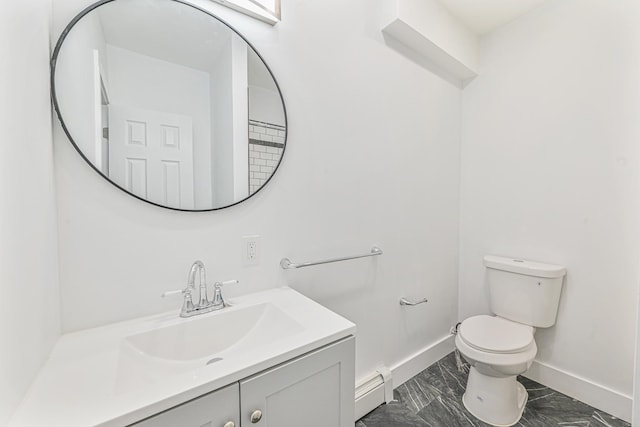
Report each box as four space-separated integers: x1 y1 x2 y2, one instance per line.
52 0 287 211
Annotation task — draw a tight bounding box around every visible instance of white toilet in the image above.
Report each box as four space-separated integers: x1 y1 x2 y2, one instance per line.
455 255 566 427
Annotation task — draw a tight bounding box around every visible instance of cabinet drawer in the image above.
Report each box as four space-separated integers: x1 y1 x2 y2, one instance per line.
130 383 239 427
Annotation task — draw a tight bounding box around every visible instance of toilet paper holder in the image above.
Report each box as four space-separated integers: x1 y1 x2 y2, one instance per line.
399 297 428 306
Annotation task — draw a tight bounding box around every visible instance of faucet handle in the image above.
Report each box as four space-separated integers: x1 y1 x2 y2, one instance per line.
215 279 239 288
161 289 184 298
162 287 195 317
211 279 239 308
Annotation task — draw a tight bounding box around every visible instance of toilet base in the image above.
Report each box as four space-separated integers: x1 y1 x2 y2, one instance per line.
462 366 528 427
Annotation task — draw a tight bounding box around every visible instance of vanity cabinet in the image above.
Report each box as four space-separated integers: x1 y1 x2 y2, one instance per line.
240 336 354 427
132 383 239 427
130 337 355 427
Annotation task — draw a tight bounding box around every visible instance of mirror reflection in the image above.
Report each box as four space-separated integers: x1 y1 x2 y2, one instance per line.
53 0 287 210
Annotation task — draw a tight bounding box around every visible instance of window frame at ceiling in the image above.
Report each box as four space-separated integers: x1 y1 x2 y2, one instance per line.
209 0 281 25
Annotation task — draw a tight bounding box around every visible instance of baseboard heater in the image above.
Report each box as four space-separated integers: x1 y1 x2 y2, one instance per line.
354 366 394 420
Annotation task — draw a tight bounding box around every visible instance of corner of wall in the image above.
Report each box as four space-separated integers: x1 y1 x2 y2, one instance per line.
0 0 61 423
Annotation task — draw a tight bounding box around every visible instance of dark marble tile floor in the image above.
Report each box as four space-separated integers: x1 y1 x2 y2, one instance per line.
357 352 630 427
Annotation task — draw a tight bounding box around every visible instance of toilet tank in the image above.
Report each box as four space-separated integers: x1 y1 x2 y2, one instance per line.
484 255 566 328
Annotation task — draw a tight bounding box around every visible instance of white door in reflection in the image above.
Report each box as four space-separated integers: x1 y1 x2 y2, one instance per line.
108 105 195 209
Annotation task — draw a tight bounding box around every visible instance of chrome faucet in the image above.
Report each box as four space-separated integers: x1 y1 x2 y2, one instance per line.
162 260 238 318
187 260 208 308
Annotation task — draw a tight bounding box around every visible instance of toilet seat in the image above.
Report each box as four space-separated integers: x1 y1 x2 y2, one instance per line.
459 315 534 354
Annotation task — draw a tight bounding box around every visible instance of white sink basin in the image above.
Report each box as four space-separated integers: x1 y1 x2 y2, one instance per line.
115 302 307 392
124 303 303 362
10 287 356 427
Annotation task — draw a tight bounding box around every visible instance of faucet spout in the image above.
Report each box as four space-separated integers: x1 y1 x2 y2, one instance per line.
187 260 207 308
187 260 206 287
162 261 237 318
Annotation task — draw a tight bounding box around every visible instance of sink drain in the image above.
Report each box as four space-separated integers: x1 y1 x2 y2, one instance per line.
206 357 223 366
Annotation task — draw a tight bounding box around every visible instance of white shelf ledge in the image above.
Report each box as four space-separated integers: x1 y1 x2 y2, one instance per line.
381 0 478 84
382 19 477 82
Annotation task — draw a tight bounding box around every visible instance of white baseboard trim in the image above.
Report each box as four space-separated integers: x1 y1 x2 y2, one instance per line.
524 360 632 423
391 334 455 388
355 377 386 421
354 335 455 421
355 367 393 420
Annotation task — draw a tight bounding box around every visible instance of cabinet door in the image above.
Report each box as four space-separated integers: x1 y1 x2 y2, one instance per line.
131 383 239 427
240 336 355 427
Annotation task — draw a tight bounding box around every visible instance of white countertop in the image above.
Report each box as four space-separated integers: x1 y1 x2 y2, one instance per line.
10 287 355 427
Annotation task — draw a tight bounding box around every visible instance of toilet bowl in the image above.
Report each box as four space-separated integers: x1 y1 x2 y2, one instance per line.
455 315 537 426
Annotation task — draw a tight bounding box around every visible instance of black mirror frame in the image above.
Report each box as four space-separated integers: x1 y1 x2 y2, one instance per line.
51 0 288 212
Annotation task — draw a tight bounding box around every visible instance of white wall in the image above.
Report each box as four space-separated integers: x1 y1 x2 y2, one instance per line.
249 86 285 126
635 287 640 425
210 35 235 206
51 0 461 385
106 44 213 208
210 33 249 206
248 47 285 126
230 34 249 202
460 0 640 418
0 0 61 423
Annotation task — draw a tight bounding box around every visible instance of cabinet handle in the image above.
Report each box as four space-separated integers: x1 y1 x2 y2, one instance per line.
223 422 235 427
250 409 263 423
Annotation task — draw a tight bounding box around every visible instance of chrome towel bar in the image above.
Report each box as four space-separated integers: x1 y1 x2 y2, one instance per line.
280 246 383 269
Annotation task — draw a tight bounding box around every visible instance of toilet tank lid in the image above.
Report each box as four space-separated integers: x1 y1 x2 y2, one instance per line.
484 255 566 278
